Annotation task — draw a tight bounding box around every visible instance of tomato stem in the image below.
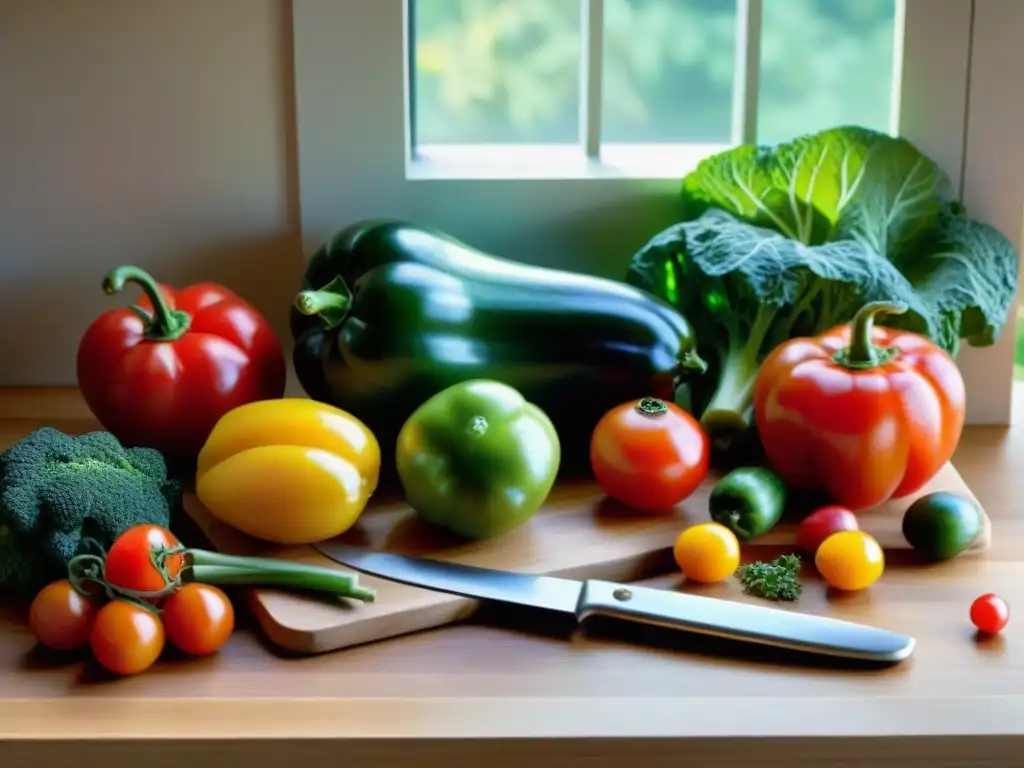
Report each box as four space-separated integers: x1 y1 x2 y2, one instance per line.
185 549 376 602
634 397 669 417
833 301 907 369
102 265 191 342
66 552 174 613
294 275 352 330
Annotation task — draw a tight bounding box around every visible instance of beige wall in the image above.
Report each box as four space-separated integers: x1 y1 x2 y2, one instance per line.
0 0 302 386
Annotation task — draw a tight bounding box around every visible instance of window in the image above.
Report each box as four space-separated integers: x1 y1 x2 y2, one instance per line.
409 0 898 178
292 0 1024 426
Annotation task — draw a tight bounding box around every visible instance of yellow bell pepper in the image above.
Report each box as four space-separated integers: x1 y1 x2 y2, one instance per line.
196 398 380 544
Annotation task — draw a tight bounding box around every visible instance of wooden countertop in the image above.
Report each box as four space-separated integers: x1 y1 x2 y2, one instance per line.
1 387 1023 766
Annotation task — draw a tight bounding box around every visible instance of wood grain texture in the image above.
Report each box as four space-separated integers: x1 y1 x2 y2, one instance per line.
1 387 1022 767
183 462 990 654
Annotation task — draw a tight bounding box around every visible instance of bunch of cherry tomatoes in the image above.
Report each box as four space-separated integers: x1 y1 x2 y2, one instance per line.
28 524 235 676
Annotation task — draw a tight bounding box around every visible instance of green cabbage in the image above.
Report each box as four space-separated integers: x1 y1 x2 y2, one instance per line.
626 126 1019 441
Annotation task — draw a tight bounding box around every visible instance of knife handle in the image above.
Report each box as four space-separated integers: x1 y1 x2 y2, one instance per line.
575 580 915 664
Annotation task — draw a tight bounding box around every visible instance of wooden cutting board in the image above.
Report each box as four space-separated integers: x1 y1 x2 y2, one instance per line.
183 462 990 655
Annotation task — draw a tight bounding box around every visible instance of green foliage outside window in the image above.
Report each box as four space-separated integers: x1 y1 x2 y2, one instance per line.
412 0 896 145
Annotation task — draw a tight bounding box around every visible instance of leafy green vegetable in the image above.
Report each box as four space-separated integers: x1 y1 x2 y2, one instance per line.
627 126 1019 438
631 209 934 434
737 553 802 601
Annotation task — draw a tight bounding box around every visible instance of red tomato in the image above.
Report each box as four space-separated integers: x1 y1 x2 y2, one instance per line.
89 600 165 676
590 397 710 512
797 505 860 555
28 580 98 651
105 525 185 595
76 266 286 460
970 593 1010 635
162 583 235 656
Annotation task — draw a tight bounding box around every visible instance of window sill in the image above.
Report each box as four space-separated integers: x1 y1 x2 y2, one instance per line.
406 142 730 182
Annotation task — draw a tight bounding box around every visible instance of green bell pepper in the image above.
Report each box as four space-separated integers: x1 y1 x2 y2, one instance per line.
395 379 561 540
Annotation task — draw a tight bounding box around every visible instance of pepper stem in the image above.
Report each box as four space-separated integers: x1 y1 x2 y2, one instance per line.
680 349 708 374
833 301 907 369
102 265 191 342
294 275 352 330
718 509 754 541
635 397 669 417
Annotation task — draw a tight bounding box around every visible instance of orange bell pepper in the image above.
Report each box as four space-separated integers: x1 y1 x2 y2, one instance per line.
752 301 965 511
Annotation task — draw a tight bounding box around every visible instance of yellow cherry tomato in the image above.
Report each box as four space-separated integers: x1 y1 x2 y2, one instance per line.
196 399 380 544
815 530 885 591
673 522 741 583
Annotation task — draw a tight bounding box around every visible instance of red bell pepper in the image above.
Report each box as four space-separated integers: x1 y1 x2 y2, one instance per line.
752 301 966 511
77 265 286 459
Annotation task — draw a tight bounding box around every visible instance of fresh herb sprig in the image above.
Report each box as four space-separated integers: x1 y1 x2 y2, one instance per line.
737 553 802 601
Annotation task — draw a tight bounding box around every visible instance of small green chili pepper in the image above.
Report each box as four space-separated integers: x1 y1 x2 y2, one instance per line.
709 466 788 542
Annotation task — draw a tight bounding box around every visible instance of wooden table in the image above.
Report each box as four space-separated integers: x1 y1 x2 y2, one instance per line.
1 388 1022 767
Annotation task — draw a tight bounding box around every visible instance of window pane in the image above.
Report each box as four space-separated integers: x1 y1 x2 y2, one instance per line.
411 0 581 145
757 0 897 144
602 0 736 144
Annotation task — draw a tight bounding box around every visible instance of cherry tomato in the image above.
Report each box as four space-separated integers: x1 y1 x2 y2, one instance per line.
89 600 165 676
815 530 885 591
590 397 710 512
162 583 235 656
673 522 740 583
970 593 1009 635
797 505 860 555
28 579 98 651
105 524 185 595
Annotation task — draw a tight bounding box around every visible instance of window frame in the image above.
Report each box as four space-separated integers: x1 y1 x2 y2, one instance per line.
291 0 1024 426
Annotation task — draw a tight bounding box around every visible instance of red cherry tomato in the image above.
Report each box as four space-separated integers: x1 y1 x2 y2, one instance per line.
162 583 235 656
104 524 185 595
89 600 165 676
970 593 1009 635
590 396 710 512
797 505 860 555
28 579 98 651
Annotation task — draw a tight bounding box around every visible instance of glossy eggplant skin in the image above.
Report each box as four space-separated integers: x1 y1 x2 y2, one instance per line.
290 220 706 473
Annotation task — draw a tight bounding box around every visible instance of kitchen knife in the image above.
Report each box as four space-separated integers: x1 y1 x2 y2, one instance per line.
313 543 915 664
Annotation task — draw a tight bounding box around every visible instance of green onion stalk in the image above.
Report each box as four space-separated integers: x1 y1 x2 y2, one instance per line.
68 540 376 611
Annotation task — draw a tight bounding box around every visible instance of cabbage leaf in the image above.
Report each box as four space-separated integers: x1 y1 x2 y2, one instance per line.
626 126 1019 438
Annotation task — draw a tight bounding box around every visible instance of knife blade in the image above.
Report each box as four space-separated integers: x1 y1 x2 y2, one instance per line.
313 543 915 664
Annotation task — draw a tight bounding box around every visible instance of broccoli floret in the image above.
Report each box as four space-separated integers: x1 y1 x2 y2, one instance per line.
0 524 46 598
0 427 181 594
